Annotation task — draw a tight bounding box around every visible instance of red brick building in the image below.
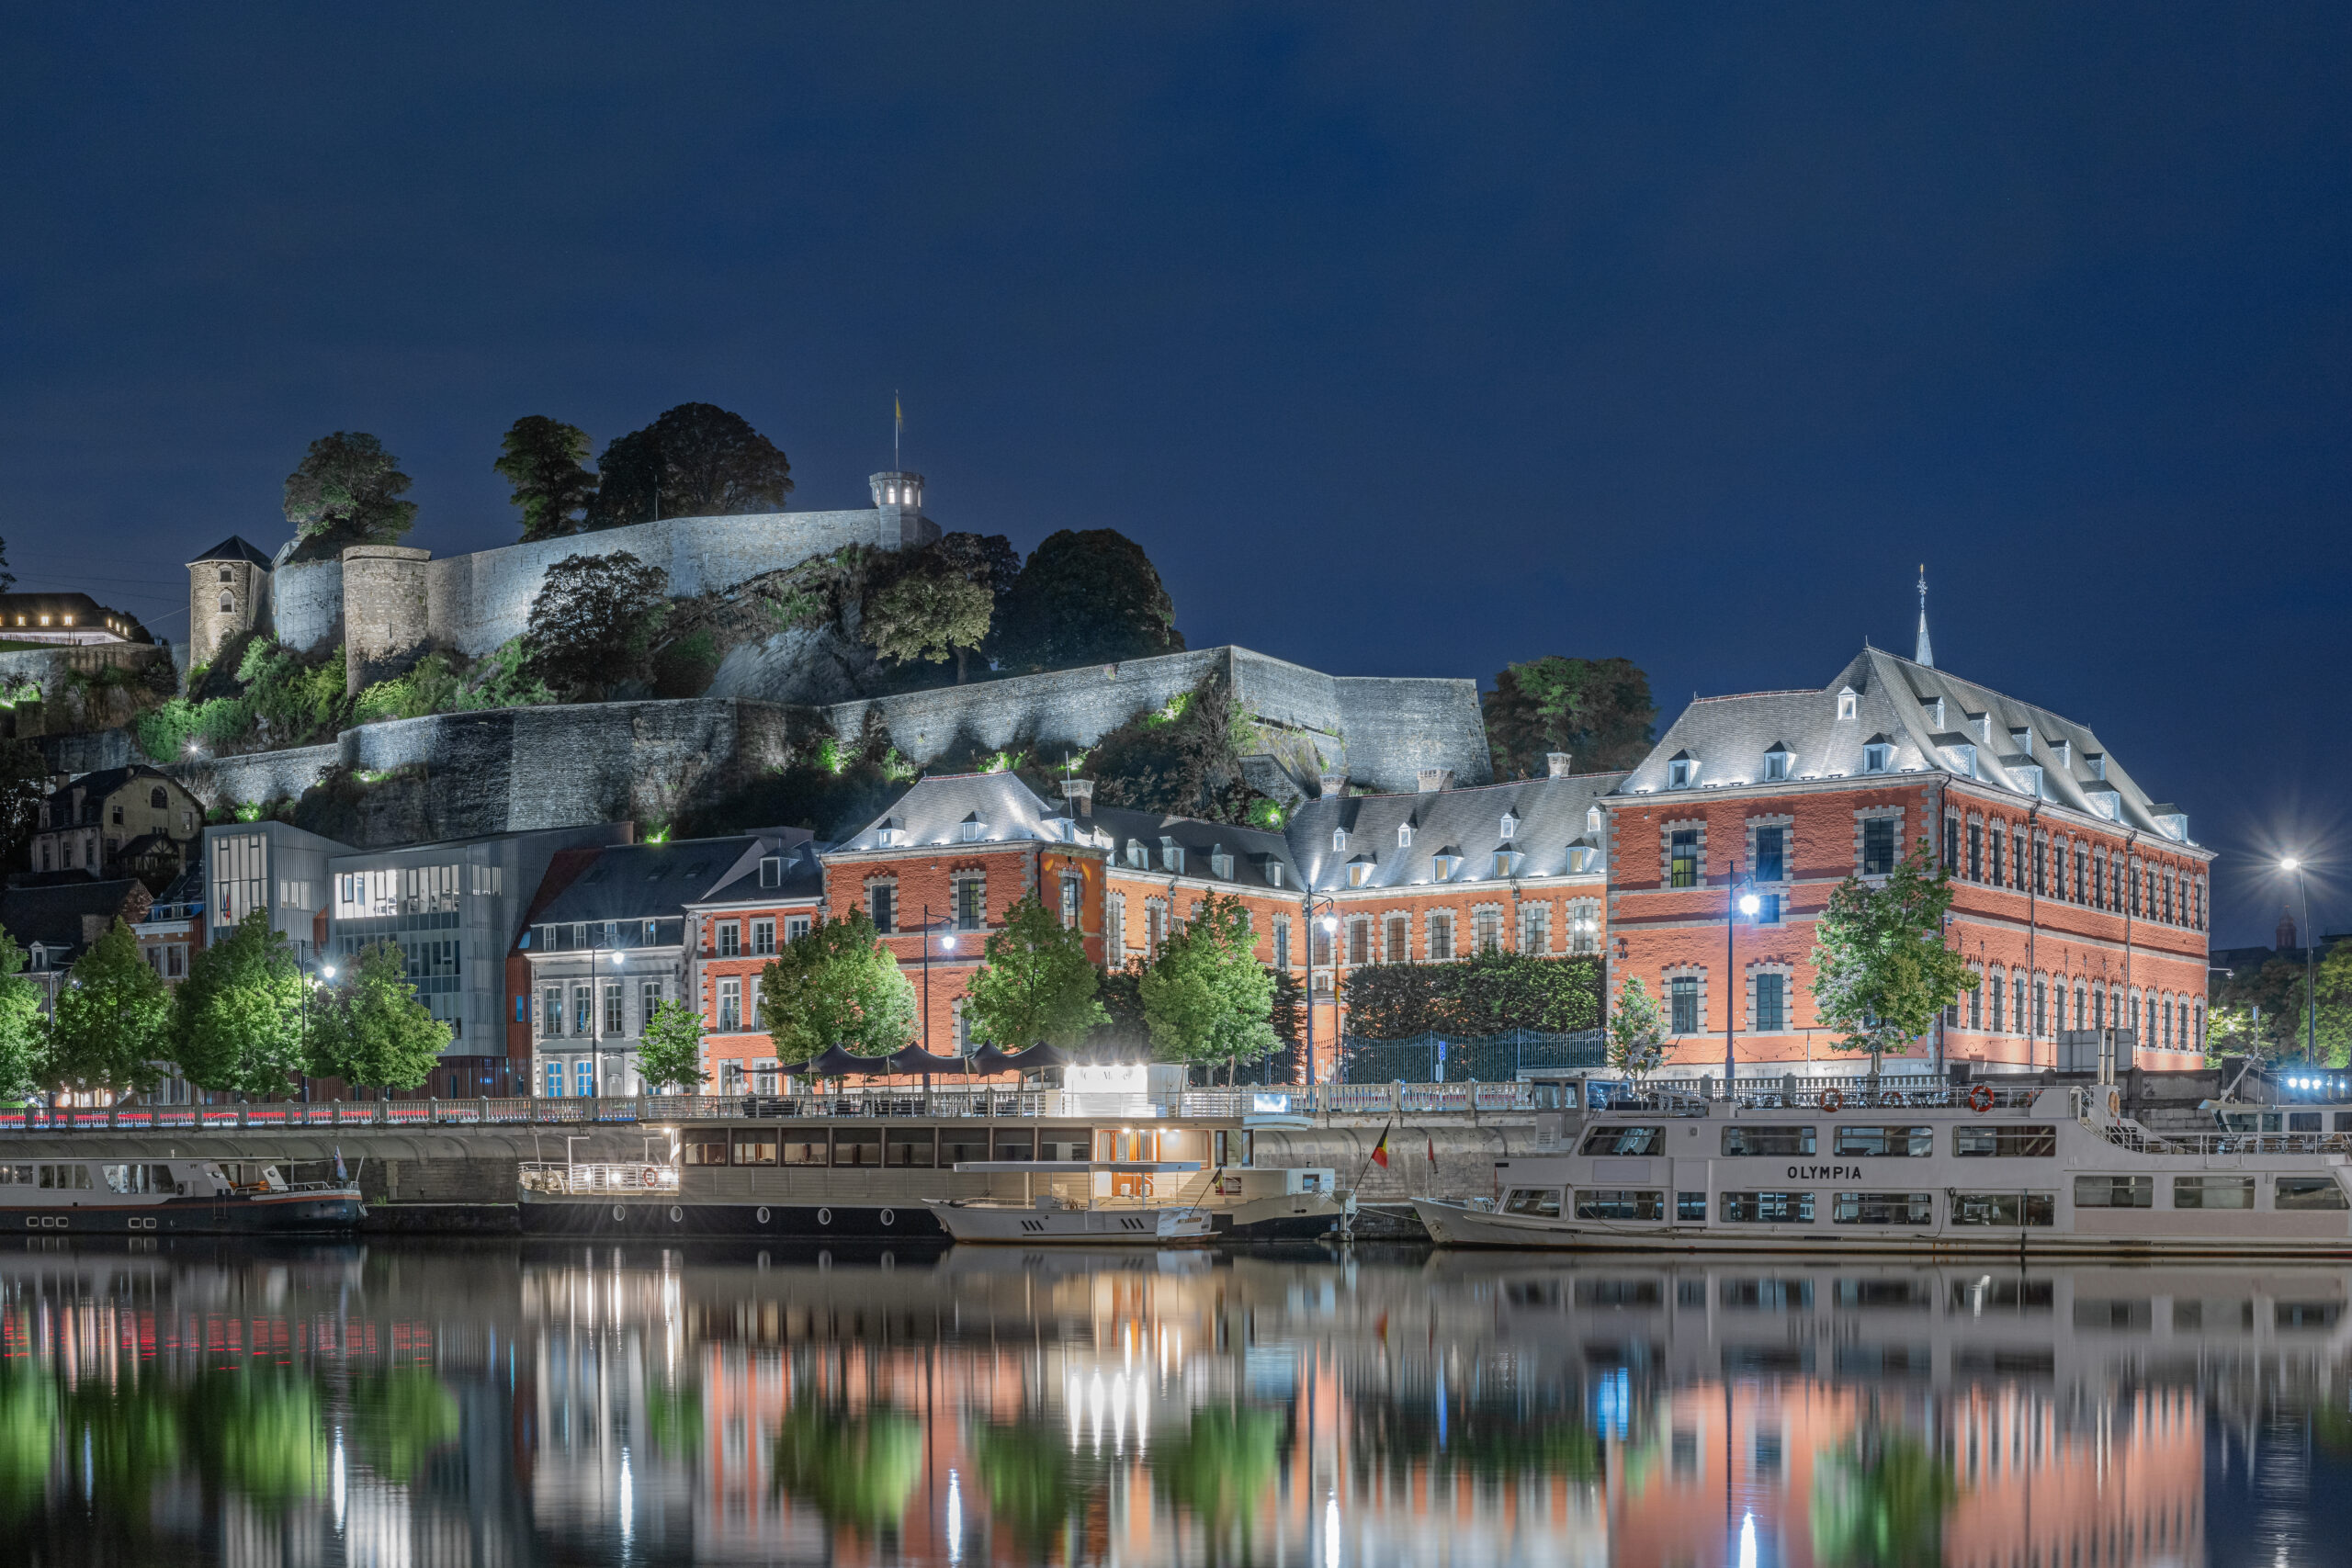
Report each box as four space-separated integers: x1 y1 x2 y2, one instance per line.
1606 645 2212 1077
684 841 825 1093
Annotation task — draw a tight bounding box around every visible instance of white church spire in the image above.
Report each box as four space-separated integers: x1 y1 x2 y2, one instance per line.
1915 563 1934 668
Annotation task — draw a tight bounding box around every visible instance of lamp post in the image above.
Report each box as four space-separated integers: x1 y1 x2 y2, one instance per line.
1725 861 1757 1092
918 906 962 1056
1302 894 1337 1086
2284 857 2316 1065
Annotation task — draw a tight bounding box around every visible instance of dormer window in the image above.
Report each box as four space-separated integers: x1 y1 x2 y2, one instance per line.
1160 837 1184 874
1492 849 1525 879
2016 765 2044 798
876 821 906 847
1346 856 1374 888
1945 743 1977 779
2086 786 2120 821
2010 727 2031 754
958 813 988 842
2154 811 2188 841
758 856 782 888
1268 863 1286 888
2052 739 2072 768
1396 822 1413 849
1586 806 1604 833
1430 851 1463 881
1332 828 1349 853
1126 840 1148 870
1926 697 1945 728
1762 746 1792 783
1208 846 1234 879
1861 741 1894 774
1667 754 1697 790
1566 842 1598 874
1499 811 1519 841
2086 752 2108 782
1837 687 1859 721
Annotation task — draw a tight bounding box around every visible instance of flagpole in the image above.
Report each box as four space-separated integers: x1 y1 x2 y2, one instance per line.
1349 1111 1396 1196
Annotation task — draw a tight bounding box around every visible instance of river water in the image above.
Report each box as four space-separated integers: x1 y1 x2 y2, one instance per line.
4 1238 2350 1566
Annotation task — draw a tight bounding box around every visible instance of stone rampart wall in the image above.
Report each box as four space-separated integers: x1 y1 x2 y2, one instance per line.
820 647 1239 767
269 508 922 659
1336 676 1494 789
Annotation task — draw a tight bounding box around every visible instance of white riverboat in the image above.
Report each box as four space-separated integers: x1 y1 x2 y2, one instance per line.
926 1163 1220 1245
0 1156 364 1235
1413 1078 2352 1257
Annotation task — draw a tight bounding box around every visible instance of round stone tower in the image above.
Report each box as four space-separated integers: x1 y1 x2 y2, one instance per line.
341 545 433 694
186 536 275 671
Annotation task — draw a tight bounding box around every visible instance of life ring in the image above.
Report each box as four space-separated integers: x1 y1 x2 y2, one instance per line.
642 1168 661 1186
1969 1083 1996 1114
1818 1088 1844 1114
2108 1089 2121 1118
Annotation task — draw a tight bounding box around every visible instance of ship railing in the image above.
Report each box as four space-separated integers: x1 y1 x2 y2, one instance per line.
517 1161 684 1196
1180 1083 1535 1118
1722 1081 2045 1112
2098 1122 2352 1158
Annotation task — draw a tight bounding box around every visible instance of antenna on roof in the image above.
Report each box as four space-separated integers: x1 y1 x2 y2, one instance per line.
1915 563 1935 668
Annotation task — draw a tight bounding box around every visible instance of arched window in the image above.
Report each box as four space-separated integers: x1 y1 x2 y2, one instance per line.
218 591 233 614
149 786 167 809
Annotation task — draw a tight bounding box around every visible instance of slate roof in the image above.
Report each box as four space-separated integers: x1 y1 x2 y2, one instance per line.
40 765 190 825
529 836 783 926
691 835 827 908
1283 772 1623 892
832 771 1073 853
187 536 275 569
0 878 147 961
1616 648 2194 842
0 593 153 644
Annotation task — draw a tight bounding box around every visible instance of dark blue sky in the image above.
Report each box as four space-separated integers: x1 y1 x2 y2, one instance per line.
3 6 2346 944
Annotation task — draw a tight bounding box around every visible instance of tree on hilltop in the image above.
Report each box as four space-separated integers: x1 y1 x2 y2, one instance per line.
496 416 600 541
590 403 793 526
991 528 1182 672
864 559 993 682
283 433 417 558
1483 655 1657 778
522 551 670 701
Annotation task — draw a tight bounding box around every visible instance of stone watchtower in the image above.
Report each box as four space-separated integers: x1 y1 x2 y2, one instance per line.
869 471 939 549
186 536 276 670
342 545 434 694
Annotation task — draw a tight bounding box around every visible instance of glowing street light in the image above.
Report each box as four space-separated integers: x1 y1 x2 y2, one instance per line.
1738 893 1761 917
2283 856 2316 1066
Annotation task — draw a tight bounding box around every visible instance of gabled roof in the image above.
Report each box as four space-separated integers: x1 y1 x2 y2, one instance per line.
528 836 781 926
691 837 827 908
40 765 190 817
1283 771 1624 892
1616 648 2192 842
188 536 275 570
0 877 147 958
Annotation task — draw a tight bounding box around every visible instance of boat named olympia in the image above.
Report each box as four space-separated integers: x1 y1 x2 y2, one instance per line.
518 1110 1348 1243
1414 1079 2352 1257
0 1157 365 1235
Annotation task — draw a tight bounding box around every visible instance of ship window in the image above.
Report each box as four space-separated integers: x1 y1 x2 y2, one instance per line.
1722 1125 1815 1156
831 1128 882 1168
1830 1192 1935 1225
885 1128 936 1168
1574 1190 1663 1221
1719 1191 1815 1224
1952 1125 2056 1157
2173 1176 2255 1211
1950 1192 2055 1226
1502 1187 1562 1218
683 1135 729 1166
779 1132 826 1166
1678 1191 1707 1222
2074 1175 2153 1208
992 1129 1036 1162
1578 1124 1664 1156
1834 1125 1933 1157
730 1133 778 1168
2276 1176 2350 1211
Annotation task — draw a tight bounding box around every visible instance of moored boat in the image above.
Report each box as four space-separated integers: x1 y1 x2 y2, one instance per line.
1414 1078 2352 1257
0 1156 364 1235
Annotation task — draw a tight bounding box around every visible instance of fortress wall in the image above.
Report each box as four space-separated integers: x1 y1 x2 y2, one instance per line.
271 558 345 654
1336 676 1494 790
188 743 343 808
822 647 1238 764
421 509 900 656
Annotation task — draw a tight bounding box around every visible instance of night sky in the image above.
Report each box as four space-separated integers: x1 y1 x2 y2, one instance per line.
4 6 2346 945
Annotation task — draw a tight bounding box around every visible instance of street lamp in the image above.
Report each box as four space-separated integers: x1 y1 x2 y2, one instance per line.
1301 894 1338 1086
2284 857 2315 1066
1724 863 1755 1093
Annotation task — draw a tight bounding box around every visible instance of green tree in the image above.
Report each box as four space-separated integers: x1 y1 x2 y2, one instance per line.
174 911 308 1099
282 432 417 558
758 911 919 1061
1482 655 1657 778
1139 893 1276 1082
590 402 793 526
638 998 707 1091
1607 976 1667 1082
863 560 993 682
345 1370 459 1480
495 415 599 541
991 528 1183 672
2210 951 2307 1056
0 930 47 1102
0 739 49 870
521 550 670 701
1810 836 1980 1077
771 1400 922 1534
965 895 1108 1050
306 940 447 1094
1809 1423 1958 1568
49 919 172 1100
1152 1407 1281 1536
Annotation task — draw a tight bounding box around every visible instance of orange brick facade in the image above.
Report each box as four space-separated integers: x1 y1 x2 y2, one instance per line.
1607 775 2213 1075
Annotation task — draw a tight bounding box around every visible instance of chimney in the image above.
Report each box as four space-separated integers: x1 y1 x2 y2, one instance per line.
1545 752 1573 779
1416 768 1453 794
1060 777 1094 818
1318 773 1347 800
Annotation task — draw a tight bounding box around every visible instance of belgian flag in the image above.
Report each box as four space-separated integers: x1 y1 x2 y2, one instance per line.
1370 1126 1390 1168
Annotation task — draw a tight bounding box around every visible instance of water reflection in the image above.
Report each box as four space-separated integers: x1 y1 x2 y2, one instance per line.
6 1241 2352 1563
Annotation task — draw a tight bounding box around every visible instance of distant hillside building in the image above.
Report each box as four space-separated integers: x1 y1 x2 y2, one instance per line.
186 536 276 668
28 763 205 884
0 592 154 649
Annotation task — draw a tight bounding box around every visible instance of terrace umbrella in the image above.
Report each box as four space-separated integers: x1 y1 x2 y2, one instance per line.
782 1043 897 1079
967 1043 1024 1077
1000 1043 1071 1073
889 1044 967 1075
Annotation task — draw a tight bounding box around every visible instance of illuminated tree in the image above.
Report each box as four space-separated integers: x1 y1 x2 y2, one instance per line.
1810 837 1979 1077
1607 976 1667 1083
282 432 416 558
495 415 599 541
965 895 1106 1049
